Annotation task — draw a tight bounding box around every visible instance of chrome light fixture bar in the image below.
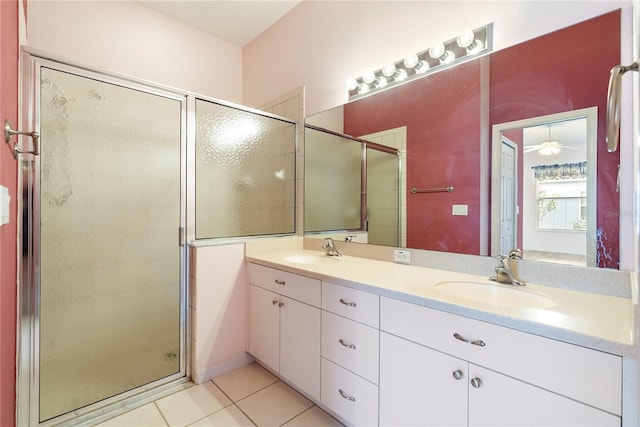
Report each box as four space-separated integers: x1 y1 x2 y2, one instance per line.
347 24 493 101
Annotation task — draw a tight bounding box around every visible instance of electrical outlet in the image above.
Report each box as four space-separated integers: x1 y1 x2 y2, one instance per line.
394 249 411 264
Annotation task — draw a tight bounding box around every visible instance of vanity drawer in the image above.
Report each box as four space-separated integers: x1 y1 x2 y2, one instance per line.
321 358 378 427
322 311 379 384
380 296 622 415
248 263 320 307
322 281 379 327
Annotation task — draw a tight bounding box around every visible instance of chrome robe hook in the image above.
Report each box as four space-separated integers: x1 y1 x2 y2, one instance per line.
4 119 40 159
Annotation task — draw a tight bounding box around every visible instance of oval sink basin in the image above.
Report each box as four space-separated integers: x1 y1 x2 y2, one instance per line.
435 281 556 309
283 254 341 264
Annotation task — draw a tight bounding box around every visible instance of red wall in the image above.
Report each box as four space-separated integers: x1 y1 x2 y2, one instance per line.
345 59 483 254
0 0 19 425
345 10 621 266
490 10 621 268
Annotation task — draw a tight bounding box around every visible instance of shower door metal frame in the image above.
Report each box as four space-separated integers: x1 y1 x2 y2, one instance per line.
17 52 190 427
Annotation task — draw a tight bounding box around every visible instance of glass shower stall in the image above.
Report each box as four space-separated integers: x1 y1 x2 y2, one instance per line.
17 53 296 426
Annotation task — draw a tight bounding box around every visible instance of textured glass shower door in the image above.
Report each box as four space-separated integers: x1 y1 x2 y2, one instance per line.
37 67 184 422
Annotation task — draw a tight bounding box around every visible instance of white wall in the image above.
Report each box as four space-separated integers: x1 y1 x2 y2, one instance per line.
523 151 587 256
26 1 242 102
243 0 631 115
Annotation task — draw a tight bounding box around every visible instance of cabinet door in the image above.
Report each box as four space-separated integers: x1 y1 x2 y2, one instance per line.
248 285 280 372
280 296 321 401
468 365 620 427
379 332 467 427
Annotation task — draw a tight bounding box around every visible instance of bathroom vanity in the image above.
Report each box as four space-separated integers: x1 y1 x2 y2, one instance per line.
245 249 634 427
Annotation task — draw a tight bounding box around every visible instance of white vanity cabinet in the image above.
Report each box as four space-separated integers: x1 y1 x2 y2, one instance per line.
320 281 380 426
247 264 321 401
380 296 622 427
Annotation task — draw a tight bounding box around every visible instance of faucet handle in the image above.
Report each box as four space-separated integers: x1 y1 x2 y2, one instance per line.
494 254 507 267
508 249 522 260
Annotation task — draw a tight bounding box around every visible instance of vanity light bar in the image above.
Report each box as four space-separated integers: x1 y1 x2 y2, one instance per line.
347 24 493 101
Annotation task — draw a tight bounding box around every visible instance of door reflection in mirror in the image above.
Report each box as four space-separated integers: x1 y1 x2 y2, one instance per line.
492 108 597 267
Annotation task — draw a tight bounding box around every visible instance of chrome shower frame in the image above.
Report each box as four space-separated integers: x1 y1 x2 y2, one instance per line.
16 51 192 427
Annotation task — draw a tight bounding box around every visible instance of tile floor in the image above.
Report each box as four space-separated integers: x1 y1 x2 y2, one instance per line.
96 363 344 427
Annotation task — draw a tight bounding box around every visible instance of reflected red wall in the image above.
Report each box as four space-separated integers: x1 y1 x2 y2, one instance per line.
345 10 621 266
490 10 620 268
345 59 483 254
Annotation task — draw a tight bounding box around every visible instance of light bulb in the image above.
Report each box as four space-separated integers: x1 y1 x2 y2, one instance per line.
428 43 446 59
414 60 429 74
457 31 475 48
539 141 560 155
382 64 397 77
346 78 358 91
466 39 484 55
394 69 408 81
375 76 388 88
440 51 456 64
362 71 376 84
357 83 370 95
403 54 419 68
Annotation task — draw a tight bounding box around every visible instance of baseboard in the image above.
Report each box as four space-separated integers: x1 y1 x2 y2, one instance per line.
192 353 255 384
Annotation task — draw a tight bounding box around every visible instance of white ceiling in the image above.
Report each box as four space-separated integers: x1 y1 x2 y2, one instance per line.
140 0 301 47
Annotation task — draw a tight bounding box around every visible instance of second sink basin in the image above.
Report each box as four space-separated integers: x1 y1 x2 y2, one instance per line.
283 254 341 264
435 281 556 309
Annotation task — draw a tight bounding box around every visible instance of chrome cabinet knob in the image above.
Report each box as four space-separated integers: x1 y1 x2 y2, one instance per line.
278 301 284 307
470 378 482 388
272 300 278 305
452 370 463 380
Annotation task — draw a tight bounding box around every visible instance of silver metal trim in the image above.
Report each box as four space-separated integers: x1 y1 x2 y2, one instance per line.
338 389 356 402
4 119 40 158
606 62 638 152
338 298 356 307
453 332 486 347
410 186 454 194
338 339 356 350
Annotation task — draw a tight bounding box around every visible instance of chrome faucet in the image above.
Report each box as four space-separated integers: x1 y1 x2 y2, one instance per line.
490 249 526 286
322 237 342 257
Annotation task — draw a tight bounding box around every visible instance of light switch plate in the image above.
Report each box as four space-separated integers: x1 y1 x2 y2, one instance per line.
452 204 468 216
1 185 10 226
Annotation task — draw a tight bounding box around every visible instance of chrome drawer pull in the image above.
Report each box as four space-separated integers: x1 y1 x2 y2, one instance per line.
470 378 482 388
338 389 356 402
339 339 356 350
452 370 463 380
453 333 486 347
339 298 356 307
275 279 286 285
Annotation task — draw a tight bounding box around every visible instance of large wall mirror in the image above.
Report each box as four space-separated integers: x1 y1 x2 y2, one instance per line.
304 9 625 269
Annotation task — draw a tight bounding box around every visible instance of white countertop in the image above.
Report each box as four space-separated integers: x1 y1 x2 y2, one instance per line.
246 249 636 357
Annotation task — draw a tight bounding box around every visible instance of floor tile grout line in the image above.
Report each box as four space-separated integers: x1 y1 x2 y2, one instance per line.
213 377 282 405
278 404 316 427
181 381 237 427
231 402 259 427
153 401 170 427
